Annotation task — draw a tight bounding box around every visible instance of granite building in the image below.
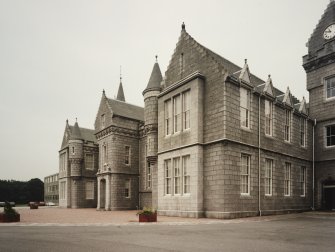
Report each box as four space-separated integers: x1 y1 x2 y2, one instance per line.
55 1 335 217
44 173 59 204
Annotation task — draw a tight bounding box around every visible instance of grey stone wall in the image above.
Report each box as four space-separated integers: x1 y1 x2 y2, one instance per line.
315 160 335 209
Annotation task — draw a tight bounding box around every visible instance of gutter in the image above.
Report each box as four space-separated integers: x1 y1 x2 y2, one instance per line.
312 119 316 210
258 95 262 216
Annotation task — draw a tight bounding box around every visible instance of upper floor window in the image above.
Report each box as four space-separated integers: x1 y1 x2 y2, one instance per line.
124 146 130 165
60 153 66 171
326 124 335 147
173 95 181 133
182 91 190 130
103 144 107 164
284 110 291 142
240 87 250 128
101 114 105 129
300 118 307 147
265 100 273 136
326 76 335 99
164 99 172 135
241 154 250 195
85 154 94 170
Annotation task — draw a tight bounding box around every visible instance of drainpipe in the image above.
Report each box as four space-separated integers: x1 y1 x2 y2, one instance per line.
258 95 262 216
312 119 316 210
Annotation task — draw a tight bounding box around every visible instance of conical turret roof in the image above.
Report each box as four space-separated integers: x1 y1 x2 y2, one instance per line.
116 81 125 102
70 121 83 140
143 59 162 94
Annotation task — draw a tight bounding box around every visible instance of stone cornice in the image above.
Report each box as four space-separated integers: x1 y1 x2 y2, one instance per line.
303 51 335 73
95 125 139 140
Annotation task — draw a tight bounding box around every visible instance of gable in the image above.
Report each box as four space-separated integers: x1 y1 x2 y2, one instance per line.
94 93 113 132
283 87 293 107
264 75 274 97
60 122 71 149
299 97 307 115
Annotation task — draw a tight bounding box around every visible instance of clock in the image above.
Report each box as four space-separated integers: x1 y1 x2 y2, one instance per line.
323 24 335 40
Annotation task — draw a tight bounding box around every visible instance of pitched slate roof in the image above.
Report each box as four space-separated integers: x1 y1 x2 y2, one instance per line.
69 125 96 143
107 98 144 121
182 29 302 106
143 62 162 93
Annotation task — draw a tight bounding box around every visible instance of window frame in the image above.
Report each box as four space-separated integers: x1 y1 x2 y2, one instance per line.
173 157 181 195
85 180 94 200
182 155 191 195
265 158 273 196
265 99 273 136
325 76 335 100
300 166 306 197
284 162 291 196
240 87 251 129
173 94 181 133
124 146 131 165
240 154 250 195
300 117 307 147
284 110 292 142
164 159 172 195
182 90 191 130
164 99 172 136
325 124 335 147
85 153 94 170
124 179 131 198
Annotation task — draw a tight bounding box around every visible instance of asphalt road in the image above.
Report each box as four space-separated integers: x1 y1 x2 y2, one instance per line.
1 214 334 252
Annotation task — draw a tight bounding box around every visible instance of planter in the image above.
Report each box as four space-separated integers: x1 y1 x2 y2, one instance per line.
139 212 157 222
0 213 20 223
30 204 38 209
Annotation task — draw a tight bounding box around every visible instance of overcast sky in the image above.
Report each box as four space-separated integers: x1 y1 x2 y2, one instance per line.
0 0 330 181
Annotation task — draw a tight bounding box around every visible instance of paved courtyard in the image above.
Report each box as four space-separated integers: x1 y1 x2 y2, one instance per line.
1 209 335 251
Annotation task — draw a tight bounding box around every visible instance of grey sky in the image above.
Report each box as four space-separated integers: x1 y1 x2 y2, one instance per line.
0 0 329 181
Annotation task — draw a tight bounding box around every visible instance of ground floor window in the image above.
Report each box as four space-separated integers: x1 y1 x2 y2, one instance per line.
241 154 250 195
265 159 273 196
124 179 131 198
147 161 151 189
60 181 66 200
183 155 190 194
300 166 306 197
85 181 94 200
284 162 291 196
164 159 172 195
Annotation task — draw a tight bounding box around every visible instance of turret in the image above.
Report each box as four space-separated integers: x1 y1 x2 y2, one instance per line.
68 119 84 177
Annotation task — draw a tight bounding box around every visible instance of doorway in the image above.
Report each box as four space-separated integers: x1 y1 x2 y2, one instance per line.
323 178 335 210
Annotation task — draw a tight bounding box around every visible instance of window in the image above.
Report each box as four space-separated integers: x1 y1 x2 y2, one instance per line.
60 181 66 200
85 154 94 170
85 181 94 200
147 161 151 189
265 100 273 136
103 144 107 164
326 125 335 147
164 159 172 195
165 99 172 135
265 159 273 196
72 147 75 155
326 76 335 99
182 91 190 130
125 146 130 165
101 114 105 129
284 162 291 196
173 158 181 194
300 118 307 147
124 179 131 198
240 87 250 128
284 110 291 142
241 154 250 195
182 155 191 194
300 166 306 197
60 153 66 171
173 95 181 133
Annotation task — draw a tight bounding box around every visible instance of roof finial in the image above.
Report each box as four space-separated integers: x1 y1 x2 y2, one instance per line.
181 22 185 31
75 117 77 122
66 119 68 124
268 74 271 78
155 55 158 63
102 89 105 95
120 65 122 82
244 59 247 64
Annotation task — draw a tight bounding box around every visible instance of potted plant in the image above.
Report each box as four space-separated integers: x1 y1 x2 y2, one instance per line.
29 202 39 209
0 201 20 222
137 207 157 222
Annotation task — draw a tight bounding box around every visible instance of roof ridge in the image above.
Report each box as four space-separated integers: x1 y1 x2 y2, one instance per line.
107 97 143 109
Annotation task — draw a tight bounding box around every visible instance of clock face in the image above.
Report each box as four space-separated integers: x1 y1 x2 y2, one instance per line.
323 24 335 40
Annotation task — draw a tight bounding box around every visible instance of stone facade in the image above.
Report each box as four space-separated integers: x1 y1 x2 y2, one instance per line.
44 173 59 204
52 2 335 217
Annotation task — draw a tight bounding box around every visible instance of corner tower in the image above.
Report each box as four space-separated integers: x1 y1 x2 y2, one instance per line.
142 56 162 208
303 0 335 210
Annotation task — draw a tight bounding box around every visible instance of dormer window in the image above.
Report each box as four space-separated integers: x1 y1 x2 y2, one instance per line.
326 76 335 99
240 87 250 128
